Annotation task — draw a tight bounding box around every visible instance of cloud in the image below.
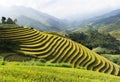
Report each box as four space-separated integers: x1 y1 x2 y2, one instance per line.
39 0 120 18
0 0 120 18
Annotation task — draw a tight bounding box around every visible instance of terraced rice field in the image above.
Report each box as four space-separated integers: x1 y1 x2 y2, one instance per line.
0 27 120 76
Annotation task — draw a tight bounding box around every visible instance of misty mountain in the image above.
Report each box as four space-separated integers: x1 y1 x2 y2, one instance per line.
91 9 120 22
17 15 60 31
73 9 120 31
0 6 68 31
72 9 120 28
73 9 120 40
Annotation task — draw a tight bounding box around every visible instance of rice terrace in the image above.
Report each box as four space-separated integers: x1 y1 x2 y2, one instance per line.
0 0 120 82
0 25 120 82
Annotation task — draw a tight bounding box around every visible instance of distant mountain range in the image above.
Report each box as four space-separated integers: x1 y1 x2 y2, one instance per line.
0 6 120 35
73 9 120 40
0 6 68 31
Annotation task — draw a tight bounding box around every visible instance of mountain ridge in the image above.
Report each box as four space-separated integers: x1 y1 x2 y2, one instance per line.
73 9 120 40
0 6 67 31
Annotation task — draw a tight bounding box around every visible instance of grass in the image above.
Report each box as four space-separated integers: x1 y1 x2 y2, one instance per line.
0 24 19 28
0 65 120 82
0 60 73 68
0 59 119 82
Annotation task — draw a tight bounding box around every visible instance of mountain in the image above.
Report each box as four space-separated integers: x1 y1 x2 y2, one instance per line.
74 9 120 40
17 15 60 31
0 6 67 31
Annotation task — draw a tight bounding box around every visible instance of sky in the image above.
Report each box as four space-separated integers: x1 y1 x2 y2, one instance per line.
0 0 120 19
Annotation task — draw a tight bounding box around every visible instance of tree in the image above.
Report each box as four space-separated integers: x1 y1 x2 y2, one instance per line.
66 30 120 53
6 17 15 24
1 16 6 24
14 19 17 24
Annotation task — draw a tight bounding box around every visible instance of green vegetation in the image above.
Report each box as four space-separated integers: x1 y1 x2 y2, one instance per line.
75 14 120 40
0 24 19 28
92 47 114 54
1 17 6 24
101 54 120 65
0 58 119 82
110 29 120 40
0 57 7 65
0 59 73 68
0 27 120 76
0 65 120 82
1 16 17 24
66 30 120 54
0 39 21 52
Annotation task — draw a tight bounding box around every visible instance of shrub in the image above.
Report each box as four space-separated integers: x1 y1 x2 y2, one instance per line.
0 58 7 65
39 59 46 63
0 39 21 52
45 63 72 68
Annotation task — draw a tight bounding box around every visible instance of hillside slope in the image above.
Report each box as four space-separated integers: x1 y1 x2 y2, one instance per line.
0 27 120 76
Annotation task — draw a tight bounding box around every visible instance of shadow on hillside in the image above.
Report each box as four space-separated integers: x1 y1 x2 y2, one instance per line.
0 39 34 61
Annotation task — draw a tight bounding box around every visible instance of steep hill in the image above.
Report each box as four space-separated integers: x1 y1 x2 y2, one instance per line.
0 27 120 76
